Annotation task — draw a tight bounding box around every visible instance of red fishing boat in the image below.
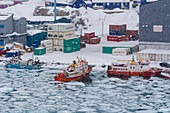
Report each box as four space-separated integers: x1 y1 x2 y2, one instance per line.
54 58 92 82
107 57 162 77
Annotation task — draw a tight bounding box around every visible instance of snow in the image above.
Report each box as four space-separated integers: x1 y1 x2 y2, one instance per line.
0 0 58 22
27 30 45 36
0 14 11 20
92 0 130 3
138 49 170 55
0 1 14 5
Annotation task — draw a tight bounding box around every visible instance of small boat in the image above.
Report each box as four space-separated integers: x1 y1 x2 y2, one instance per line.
107 57 162 78
5 57 40 69
54 58 92 82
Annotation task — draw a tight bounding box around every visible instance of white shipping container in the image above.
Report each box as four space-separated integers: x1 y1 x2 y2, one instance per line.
58 24 75 32
41 40 53 47
112 48 129 56
48 25 59 31
46 46 53 53
53 46 63 52
58 31 75 39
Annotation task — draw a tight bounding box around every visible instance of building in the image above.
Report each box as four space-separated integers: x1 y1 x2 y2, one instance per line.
139 0 170 50
45 0 130 9
0 0 23 9
45 0 87 9
92 0 130 9
0 14 27 45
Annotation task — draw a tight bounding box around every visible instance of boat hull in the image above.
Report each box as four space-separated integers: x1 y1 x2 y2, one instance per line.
107 69 162 77
6 63 40 70
55 67 92 82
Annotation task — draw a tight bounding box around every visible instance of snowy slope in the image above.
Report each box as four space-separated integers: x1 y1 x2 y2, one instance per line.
0 0 56 21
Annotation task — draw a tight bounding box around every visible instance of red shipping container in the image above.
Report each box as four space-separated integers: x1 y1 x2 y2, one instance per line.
109 25 122 31
107 36 121 42
109 24 126 31
84 32 95 39
125 30 138 36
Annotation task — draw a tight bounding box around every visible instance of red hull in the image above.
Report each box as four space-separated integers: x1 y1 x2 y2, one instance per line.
54 67 92 82
107 68 162 77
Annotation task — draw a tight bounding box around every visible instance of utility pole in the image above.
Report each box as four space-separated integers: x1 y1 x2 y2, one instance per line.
54 0 57 23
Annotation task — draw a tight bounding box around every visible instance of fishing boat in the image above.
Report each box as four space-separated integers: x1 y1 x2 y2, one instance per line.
54 58 92 82
107 57 162 78
5 57 40 69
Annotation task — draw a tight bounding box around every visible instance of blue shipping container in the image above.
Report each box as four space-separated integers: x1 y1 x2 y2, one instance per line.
109 30 122 36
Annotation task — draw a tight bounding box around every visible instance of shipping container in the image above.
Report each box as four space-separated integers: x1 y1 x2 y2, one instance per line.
48 23 75 32
85 37 101 44
64 37 80 46
103 46 133 54
63 44 80 53
34 47 46 55
112 48 130 56
107 36 121 42
84 32 95 39
41 40 53 47
46 46 53 53
109 30 122 36
53 46 63 51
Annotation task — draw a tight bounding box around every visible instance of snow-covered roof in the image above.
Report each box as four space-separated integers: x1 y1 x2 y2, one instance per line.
84 1 92 4
46 0 68 4
147 0 158 2
102 41 139 47
27 30 45 36
92 0 130 3
0 1 14 5
138 49 170 55
0 14 11 20
48 23 74 26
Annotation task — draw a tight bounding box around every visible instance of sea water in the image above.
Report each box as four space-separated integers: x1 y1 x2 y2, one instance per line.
0 66 169 113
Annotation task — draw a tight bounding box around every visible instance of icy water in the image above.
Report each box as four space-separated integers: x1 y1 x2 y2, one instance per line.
0 66 170 113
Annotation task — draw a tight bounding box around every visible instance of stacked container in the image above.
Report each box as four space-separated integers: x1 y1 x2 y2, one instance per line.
41 40 53 53
125 30 138 41
63 37 80 53
47 23 80 53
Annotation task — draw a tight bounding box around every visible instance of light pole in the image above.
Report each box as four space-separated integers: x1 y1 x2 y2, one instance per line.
54 0 57 23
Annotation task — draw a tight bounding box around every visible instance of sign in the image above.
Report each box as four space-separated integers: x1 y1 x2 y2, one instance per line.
153 25 163 32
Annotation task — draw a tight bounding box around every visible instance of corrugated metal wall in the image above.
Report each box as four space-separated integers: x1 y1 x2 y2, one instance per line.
139 0 170 43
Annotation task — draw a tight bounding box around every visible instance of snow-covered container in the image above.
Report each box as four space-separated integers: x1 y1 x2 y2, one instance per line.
41 40 53 47
46 46 53 53
48 23 75 32
112 48 130 56
136 49 170 61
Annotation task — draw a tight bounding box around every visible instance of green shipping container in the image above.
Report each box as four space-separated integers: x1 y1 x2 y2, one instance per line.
34 47 46 55
102 47 133 54
64 37 80 46
64 44 80 53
